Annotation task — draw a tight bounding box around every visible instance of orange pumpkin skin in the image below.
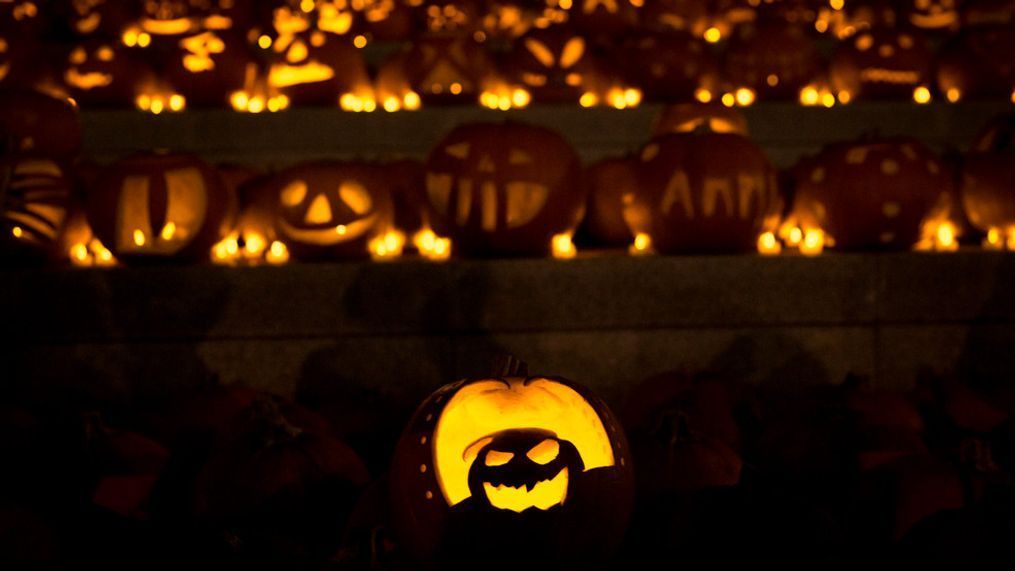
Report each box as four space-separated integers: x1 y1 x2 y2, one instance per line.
0 89 81 158
794 137 948 250
625 130 780 253
87 152 235 262
1 154 72 261
390 374 634 569
266 162 395 260
423 122 585 257
962 114 1015 235
582 157 638 247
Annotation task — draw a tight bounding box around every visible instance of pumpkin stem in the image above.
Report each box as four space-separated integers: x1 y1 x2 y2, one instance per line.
494 354 528 377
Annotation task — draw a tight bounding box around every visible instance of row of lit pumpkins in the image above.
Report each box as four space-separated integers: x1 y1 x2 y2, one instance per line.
2 3 1013 111
2 98 1013 266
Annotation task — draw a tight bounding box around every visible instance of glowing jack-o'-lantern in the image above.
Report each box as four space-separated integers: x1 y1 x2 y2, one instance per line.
724 24 823 100
617 32 719 102
390 359 634 568
582 157 638 247
963 115 1015 249
936 26 1015 102
265 29 372 106
354 0 414 41
1 155 72 261
138 0 202 39
568 0 642 37
0 90 81 158
905 0 960 31
624 127 780 253
0 1 44 38
793 137 948 251
87 152 236 262
830 28 934 101
57 0 138 39
266 162 397 260
653 102 750 136
395 37 494 104
165 30 253 106
61 41 156 106
423 122 585 257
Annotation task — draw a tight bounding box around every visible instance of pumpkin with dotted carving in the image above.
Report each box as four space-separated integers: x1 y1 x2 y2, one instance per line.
390 359 634 569
793 137 948 250
423 122 584 257
624 128 780 253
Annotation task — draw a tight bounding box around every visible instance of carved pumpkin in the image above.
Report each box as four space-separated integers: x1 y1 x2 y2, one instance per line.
0 90 81 158
1 154 72 261
57 0 138 38
390 359 634 568
905 0 961 31
935 26 1015 102
416 0 481 35
961 0 1015 26
137 0 202 40
793 136 948 250
624 128 780 253
962 114 1015 247
265 29 372 106
653 102 749 136
503 25 600 103
87 152 235 262
62 41 156 106
164 29 254 106
582 157 638 247
618 32 719 102
355 0 414 41
724 24 822 100
830 28 934 101
399 36 493 104
267 162 395 260
423 122 584 257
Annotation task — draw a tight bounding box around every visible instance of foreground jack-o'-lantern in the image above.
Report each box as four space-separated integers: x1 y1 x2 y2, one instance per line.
61 41 157 106
830 29 934 101
618 32 719 102
624 127 780 253
724 24 822 100
1 154 72 260
266 162 396 260
390 358 634 568
87 152 235 262
962 114 1015 248
582 157 638 247
164 29 254 106
653 102 749 136
0 90 81 157
935 26 1015 102
423 122 584 257
793 136 948 250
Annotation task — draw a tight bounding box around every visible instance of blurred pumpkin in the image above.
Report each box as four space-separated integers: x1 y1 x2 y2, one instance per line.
962 114 1015 246
61 40 156 106
264 30 372 106
0 154 72 261
502 25 607 103
399 36 494 104
830 28 934 101
618 32 719 102
653 102 749 136
935 26 1015 102
164 29 254 107
581 156 638 247
724 23 822 100
0 89 81 157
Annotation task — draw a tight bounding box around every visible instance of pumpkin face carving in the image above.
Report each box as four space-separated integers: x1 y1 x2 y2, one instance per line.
401 37 492 104
390 370 634 568
269 162 394 259
936 26 1015 102
87 152 234 261
625 129 780 253
165 29 253 106
793 137 948 250
504 26 597 103
424 122 584 256
60 0 137 38
1 155 72 260
830 29 933 100
0 90 81 157
62 41 155 105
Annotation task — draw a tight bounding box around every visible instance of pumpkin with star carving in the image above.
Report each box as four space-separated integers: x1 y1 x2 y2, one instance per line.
423 122 584 257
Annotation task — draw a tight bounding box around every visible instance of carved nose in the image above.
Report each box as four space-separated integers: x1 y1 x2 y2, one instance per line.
305 194 332 224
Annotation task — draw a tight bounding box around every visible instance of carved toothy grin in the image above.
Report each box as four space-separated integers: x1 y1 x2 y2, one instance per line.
482 467 568 513
64 68 113 89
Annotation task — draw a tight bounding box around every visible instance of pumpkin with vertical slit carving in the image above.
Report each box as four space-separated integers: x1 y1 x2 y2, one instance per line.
0 154 72 261
86 152 236 262
266 162 395 260
624 128 780 253
390 366 634 568
423 122 584 257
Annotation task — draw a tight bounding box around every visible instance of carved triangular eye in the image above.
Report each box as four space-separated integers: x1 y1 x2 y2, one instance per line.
559 38 585 69
527 439 560 465
445 142 470 159
485 450 514 467
525 38 555 68
339 181 372 215
280 180 308 206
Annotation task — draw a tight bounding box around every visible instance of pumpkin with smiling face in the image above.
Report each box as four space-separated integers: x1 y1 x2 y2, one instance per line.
424 122 584 257
62 41 155 106
87 152 236 262
390 363 634 568
830 29 933 100
268 162 394 260
793 137 948 250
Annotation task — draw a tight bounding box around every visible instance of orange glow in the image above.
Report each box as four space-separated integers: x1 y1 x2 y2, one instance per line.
368 229 406 260
630 232 653 255
757 232 782 255
800 229 825 256
913 86 932 104
551 233 576 259
704 27 721 43
413 228 452 261
266 240 290 264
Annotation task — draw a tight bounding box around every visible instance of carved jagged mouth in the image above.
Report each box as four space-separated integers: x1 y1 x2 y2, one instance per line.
482 467 568 513
859 68 920 84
